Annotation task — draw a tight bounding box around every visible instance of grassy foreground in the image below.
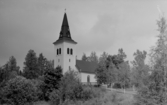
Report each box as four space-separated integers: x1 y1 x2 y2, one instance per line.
34 88 135 105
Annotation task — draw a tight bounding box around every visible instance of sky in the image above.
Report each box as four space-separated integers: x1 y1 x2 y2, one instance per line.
0 0 167 69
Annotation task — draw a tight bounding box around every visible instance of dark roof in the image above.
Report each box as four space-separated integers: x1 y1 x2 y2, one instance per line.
53 37 77 45
53 12 77 45
76 60 98 74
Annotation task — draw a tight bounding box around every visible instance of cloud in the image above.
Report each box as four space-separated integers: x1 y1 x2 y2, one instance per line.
76 14 120 54
1 0 167 68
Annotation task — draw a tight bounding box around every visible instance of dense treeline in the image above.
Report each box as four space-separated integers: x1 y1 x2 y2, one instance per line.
0 47 150 105
83 49 148 90
0 50 106 105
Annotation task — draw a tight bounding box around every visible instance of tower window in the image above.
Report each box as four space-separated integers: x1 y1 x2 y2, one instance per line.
70 49 73 55
69 66 71 70
67 48 69 54
69 59 70 62
57 49 59 55
59 48 61 54
58 59 60 62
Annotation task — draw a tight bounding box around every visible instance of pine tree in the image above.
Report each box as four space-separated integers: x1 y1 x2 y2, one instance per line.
23 50 39 79
81 53 88 61
38 53 46 76
0 56 20 83
88 51 98 63
99 52 108 65
8 56 20 78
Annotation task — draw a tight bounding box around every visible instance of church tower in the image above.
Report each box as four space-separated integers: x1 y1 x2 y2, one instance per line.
53 12 77 74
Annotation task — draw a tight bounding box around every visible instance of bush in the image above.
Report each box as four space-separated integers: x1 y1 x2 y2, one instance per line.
112 82 122 89
58 70 81 101
81 86 93 100
49 89 60 105
31 78 44 101
0 76 38 105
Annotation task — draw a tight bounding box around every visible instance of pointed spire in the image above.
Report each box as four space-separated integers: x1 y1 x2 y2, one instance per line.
53 12 77 45
62 13 69 27
59 12 71 39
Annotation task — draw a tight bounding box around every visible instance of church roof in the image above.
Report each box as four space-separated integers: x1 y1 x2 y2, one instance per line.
53 12 77 45
76 60 98 74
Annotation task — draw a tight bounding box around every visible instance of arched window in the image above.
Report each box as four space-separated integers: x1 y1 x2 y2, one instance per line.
67 48 69 54
57 49 59 55
70 49 73 55
59 48 61 54
87 75 90 83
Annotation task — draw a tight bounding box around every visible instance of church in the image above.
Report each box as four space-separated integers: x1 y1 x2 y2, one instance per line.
53 12 97 84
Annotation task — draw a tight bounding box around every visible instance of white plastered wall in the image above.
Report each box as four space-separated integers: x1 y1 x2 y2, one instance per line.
80 72 96 83
54 41 77 74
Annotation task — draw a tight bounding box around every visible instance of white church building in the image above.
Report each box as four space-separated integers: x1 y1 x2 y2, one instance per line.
53 12 97 84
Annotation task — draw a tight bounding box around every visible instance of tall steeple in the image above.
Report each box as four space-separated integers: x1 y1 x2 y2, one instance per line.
53 12 77 45
53 11 77 74
59 12 71 39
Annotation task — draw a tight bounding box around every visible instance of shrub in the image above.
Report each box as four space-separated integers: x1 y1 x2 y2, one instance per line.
58 70 81 101
0 76 38 105
49 89 60 105
81 86 93 100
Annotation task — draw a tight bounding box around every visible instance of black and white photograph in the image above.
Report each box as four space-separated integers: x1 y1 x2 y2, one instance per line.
0 0 167 105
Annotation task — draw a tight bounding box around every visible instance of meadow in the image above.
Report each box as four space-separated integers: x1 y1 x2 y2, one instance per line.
34 87 135 105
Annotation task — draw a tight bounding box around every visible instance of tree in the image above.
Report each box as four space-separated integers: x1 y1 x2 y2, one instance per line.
117 61 131 88
107 49 128 86
95 54 117 85
8 56 20 79
131 50 150 88
0 64 9 83
45 60 54 71
95 49 129 86
111 48 126 69
135 65 166 105
105 55 118 85
99 52 108 65
135 16 167 105
87 51 98 63
23 50 39 79
95 64 108 85
58 70 83 103
38 53 47 76
0 67 5 85
150 16 167 66
42 66 63 100
82 53 88 61
0 56 20 85
0 76 38 105
8 56 20 73
118 48 127 60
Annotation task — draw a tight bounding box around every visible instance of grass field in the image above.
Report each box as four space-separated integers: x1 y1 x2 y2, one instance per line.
34 88 135 105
